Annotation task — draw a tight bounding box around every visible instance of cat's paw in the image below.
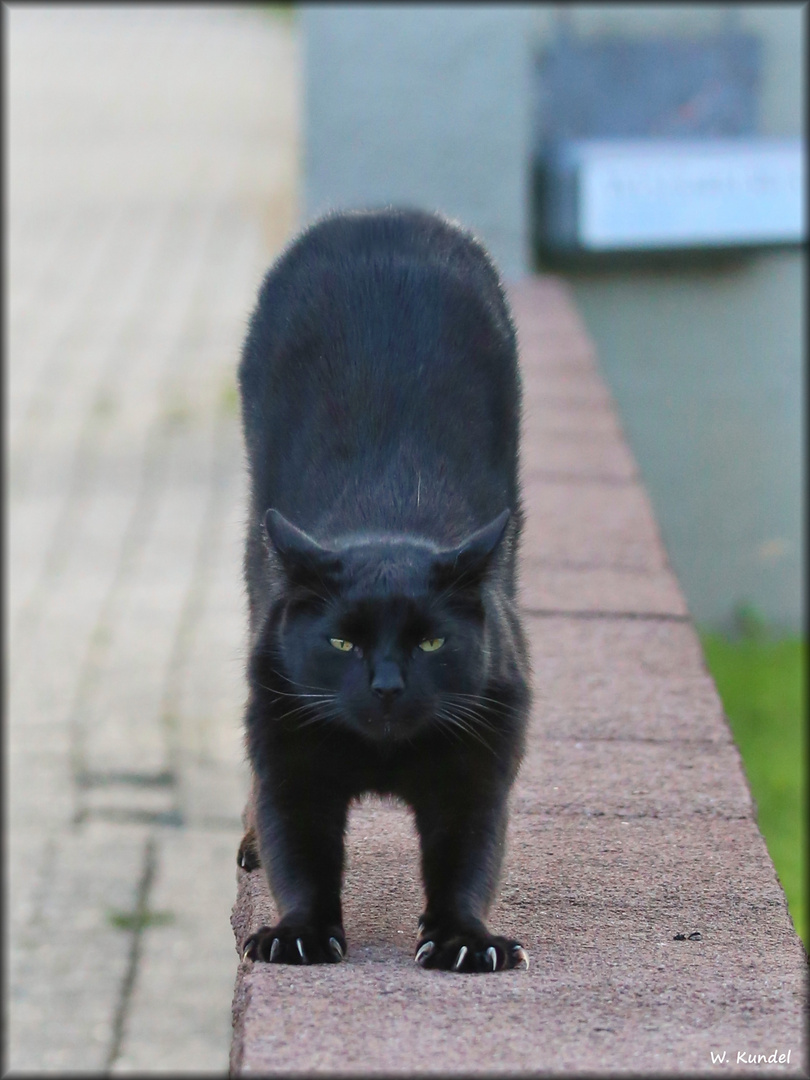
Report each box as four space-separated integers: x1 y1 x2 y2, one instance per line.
414 923 529 974
241 922 346 965
236 828 260 872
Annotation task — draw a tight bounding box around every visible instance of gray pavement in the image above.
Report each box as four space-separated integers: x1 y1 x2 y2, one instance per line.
6 7 296 1073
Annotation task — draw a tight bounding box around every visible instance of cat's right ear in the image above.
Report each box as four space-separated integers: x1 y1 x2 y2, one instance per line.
262 509 341 585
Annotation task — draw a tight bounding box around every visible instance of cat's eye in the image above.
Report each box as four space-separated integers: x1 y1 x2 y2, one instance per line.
329 638 354 652
418 638 445 652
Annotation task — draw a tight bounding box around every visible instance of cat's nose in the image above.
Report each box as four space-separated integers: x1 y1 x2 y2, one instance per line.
371 661 404 702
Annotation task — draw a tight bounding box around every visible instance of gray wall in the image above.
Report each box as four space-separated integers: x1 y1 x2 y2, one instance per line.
567 252 804 633
533 6 805 632
301 3 804 633
302 5 533 279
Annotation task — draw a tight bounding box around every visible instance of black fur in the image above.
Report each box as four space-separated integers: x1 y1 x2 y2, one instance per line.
237 208 531 973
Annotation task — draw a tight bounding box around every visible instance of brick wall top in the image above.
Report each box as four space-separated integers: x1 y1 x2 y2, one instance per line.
230 277 806 1076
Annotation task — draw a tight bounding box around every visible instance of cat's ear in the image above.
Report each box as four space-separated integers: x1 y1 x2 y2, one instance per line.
263 509 341 584
431 509 510 587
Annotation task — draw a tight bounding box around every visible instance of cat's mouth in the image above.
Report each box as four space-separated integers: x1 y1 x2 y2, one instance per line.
356 702 431 743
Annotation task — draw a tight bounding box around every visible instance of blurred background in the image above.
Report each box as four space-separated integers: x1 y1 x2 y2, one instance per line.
5 3 804 1073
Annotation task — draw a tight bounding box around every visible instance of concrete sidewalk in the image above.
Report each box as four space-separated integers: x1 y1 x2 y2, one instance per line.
6 7 296 1072
230 280 807 1075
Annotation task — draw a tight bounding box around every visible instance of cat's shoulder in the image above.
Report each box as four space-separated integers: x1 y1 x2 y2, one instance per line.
262 208 501 293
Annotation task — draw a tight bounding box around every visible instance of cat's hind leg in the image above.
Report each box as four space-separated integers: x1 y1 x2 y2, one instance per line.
237 826 261 872
237 771 262 871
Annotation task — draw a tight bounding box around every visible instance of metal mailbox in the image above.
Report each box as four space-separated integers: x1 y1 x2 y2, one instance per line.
533 27 806 254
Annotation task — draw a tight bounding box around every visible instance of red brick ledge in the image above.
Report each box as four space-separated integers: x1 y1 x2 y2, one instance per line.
229 277 806 1076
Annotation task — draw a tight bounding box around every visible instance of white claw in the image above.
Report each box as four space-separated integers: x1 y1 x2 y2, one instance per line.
417 919 425 936
241 943 252 962
415 940 435 966
296 938 307 962
453 945 469 971
269 937 280 962
328 937 344 960
513 946 529 971
486 946 498 971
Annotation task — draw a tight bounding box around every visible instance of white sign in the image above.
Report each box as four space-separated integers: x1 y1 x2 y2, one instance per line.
576 138 805 249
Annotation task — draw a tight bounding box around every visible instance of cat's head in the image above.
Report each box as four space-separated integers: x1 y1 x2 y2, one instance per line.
261 507 510 744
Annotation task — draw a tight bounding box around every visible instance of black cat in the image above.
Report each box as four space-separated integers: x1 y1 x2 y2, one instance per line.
237 208 531 973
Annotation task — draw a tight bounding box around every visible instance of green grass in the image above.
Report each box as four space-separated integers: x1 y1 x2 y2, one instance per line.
107 907 175 932
258 3 295 22
699 613 806 947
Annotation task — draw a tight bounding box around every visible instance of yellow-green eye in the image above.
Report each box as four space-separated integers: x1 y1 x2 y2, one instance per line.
418 638 445 653
329 638 354 652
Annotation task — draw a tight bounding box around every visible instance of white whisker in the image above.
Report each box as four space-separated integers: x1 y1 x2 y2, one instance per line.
435 707 498 756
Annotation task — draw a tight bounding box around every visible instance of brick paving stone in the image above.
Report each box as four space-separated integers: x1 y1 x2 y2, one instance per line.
518 564 688 616
7 208 128 448
523 397 627 440
525 615 736 744
7 823 149 1073
9 206 180 644
514 737 753 821
6 6 296 1073
112 829 244 1074
522 480 672 572
520 431 639 482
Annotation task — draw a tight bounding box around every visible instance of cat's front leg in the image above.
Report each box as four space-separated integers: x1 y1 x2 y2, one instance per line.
240 774 349 965
411 782 529 974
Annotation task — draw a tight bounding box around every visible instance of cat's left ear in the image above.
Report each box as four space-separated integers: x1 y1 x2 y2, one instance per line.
431 509 511 587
